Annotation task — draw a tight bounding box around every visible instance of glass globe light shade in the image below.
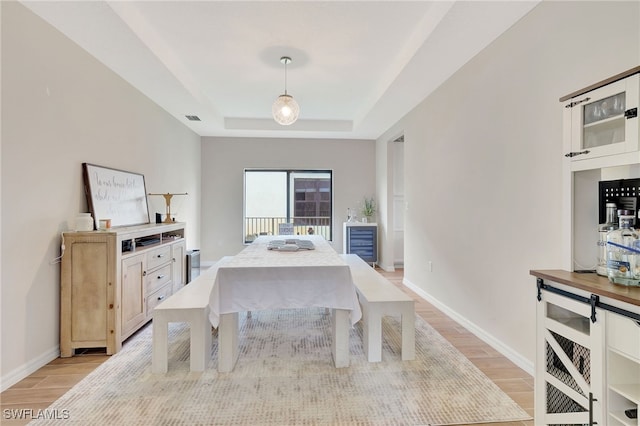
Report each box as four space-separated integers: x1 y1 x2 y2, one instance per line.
272 94 300 126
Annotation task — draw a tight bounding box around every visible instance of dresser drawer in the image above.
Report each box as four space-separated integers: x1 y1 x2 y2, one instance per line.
147 284 172 314
146 245 171 270
146 264 171 295
607 311 640 361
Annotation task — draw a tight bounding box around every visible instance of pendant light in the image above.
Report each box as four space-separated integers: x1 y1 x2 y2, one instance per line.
272 56 300 125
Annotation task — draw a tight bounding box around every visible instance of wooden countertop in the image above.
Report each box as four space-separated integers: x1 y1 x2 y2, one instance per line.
530 269 640 307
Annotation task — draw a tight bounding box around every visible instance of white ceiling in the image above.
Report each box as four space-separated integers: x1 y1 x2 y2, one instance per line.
21 0 539 140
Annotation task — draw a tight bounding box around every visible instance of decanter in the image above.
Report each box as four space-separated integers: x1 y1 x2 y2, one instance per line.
606 214 640 285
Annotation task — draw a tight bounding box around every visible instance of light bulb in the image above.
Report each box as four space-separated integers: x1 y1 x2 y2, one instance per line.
272 94 299 125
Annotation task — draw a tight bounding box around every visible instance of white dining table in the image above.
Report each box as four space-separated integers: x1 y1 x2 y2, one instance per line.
208 235 362 372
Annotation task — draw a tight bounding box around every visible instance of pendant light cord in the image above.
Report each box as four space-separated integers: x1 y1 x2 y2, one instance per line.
284 59 288 95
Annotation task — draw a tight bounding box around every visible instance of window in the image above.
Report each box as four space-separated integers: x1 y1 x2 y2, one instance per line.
244 169 333 243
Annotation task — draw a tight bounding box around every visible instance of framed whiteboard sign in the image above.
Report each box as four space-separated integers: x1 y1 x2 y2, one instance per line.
82 163 150 229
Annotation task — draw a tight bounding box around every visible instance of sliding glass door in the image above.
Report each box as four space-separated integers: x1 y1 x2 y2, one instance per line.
244 169 333 243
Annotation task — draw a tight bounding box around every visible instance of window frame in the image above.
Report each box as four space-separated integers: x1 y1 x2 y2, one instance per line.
243 168 333 243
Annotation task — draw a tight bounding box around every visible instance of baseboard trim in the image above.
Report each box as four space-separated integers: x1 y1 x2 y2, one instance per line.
403 278 534 376
1 346 60 392
379 263 395 272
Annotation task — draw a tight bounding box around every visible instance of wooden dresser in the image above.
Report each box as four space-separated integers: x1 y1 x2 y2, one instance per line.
60 222 186 356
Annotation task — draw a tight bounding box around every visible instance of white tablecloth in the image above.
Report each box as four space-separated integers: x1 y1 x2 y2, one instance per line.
208 235 362 327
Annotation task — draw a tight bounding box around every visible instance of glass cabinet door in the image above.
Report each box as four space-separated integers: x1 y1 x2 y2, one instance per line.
582 91 626 149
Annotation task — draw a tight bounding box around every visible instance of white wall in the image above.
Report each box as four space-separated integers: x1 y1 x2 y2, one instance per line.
375 134 393 271
376 1 640 372
392 141 404 265
200 137 375 261
1 2 202 389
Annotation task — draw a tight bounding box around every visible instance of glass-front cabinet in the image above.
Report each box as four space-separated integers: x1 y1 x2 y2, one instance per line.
563 69 639 171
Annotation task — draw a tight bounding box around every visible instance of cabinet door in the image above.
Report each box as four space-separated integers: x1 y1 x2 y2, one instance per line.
536 288 605 425
172 240 186 293
606 311 640 425
60 240 109 357
121 254 146 338
565 74 639 170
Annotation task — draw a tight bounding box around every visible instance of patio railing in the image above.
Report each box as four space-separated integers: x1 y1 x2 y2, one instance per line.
245 216 331 242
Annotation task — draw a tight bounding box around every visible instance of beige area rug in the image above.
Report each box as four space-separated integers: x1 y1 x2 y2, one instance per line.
31 309 531 425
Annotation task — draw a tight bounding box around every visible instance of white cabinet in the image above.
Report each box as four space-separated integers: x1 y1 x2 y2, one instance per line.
607 311 640 426
535 280 605 425
533 271 640 425
562 68 640 171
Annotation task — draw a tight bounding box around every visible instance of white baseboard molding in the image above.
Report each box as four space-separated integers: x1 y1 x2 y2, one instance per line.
403 278 534 376
1 345 60 392
379 263 395 272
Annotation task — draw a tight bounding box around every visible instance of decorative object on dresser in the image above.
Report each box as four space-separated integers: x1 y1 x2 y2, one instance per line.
148 192 188 223
82 163 150 230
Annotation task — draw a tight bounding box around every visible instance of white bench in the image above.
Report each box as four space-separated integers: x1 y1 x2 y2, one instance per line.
151 256 233 374
341 254 415 362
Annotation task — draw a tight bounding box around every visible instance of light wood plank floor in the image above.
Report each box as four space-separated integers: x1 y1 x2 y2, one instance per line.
1 268 534 425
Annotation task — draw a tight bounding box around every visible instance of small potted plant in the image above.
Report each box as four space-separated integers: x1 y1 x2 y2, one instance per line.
361 197 376 223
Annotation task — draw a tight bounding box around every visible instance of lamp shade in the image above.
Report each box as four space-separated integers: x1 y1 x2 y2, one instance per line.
272 94 300 126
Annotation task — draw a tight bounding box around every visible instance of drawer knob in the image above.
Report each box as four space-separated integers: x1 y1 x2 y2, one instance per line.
157 274 165 280
157 295 165 301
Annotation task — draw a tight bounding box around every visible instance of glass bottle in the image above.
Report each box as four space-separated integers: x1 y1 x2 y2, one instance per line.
596 203 617 276
606 214 640 284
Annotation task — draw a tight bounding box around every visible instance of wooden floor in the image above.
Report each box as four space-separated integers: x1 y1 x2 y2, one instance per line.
1 268 534 425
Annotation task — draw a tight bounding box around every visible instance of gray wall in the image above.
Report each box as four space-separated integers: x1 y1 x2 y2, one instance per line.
1 2 202 389
376 0 640 372
200 137 375 261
